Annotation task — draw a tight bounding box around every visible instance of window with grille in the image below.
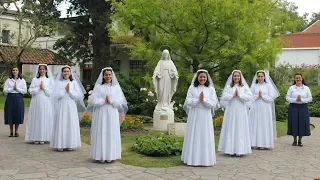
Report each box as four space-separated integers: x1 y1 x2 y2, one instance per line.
1 30 10 43
129 60 143 70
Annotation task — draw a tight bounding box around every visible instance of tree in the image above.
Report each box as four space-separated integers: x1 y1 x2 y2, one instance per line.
111 0 304 86
0 0 61 70
307 12 320 28
53 0 113 81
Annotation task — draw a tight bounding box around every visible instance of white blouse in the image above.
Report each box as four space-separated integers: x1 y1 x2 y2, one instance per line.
29 76 53 97
3 78 27 95
286 85 312 104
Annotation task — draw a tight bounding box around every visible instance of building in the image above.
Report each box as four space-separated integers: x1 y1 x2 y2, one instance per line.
277 20 320 69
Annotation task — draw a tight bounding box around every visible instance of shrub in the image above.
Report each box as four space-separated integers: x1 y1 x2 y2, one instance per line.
213 116 223 128
133 133 183 157
121 115 144 130
80 112 92 127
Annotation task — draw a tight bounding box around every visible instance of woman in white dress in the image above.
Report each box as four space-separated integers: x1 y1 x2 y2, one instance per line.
181 69 219 166
249 70 279 149
218 70 252 156
87 67 128 163
25 64 55 144
50 65 86 151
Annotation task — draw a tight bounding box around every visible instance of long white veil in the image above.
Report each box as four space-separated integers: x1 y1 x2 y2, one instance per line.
250 70 280 140
220 70 250 108
183 69 219 117
87 67 128 117
55 65 86 112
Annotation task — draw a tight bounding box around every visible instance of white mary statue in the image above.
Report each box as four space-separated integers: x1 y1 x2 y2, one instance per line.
153 49 179 112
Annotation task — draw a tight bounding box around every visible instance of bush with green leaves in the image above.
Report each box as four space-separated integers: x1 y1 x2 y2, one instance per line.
133 133 183 157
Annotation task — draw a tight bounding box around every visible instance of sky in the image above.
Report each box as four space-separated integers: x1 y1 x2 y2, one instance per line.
286 0 320 17
6 0 320 19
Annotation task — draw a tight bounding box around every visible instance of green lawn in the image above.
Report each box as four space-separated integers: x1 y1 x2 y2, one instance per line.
0 94 31 110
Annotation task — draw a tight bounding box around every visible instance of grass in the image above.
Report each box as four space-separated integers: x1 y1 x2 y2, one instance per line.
0 94 31 110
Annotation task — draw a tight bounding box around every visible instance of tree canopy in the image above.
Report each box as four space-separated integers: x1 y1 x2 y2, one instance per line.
111 0 305 85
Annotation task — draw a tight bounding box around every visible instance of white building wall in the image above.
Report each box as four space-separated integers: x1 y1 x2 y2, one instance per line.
276 48 320 67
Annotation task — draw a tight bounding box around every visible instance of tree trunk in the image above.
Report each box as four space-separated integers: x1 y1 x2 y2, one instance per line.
87 0 112 82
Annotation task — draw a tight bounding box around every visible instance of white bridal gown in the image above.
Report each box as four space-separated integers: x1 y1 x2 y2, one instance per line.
218 84 252 155
182 85 218 166
249 83 275 148
50 80 81 149
25 76 54 142
90 83 122 161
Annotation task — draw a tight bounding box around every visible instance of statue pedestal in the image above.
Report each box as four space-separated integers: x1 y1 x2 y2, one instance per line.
168 123 187 137
153 110 174 131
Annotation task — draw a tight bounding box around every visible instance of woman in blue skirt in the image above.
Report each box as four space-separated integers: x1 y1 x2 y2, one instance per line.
3 67 27 137
286 73 312 147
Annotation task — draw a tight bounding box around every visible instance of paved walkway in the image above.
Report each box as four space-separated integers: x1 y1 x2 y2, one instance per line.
0 110 319 180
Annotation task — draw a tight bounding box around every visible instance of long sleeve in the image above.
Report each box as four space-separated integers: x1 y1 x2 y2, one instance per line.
29 79 40 95
238 87 252 102
251 87 260 102
261 86 273 103
286 87 296 103
90 85 105 107
16 79 27 94
301 88 312 103
203 87 218 108
43 79 53 97
56 82 67 99
110 85 122 108
221 86 234 102
3 79 14 95
68 82 81 100
185 86 199 107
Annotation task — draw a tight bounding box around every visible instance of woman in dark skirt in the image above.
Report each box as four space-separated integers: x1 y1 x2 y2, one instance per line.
3 67 27 137
286 73 312 147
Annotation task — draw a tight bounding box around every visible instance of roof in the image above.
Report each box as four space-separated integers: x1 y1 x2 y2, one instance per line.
282 33 320 48
302 20 320 34
282 20 320 48
0 45 68 65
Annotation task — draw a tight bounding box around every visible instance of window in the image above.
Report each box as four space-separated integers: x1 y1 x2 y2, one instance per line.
129 60 143 70
1 30 10 43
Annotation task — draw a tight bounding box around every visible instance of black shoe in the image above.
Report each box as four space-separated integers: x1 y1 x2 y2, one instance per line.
14 133 19 137
292 142 297 146
298 142 303 147
9 133 13 137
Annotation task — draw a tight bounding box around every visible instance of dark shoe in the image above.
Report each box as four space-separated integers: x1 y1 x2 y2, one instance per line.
292 142 297 146
14 133 19 137
298 142 303 147
9 133 13 137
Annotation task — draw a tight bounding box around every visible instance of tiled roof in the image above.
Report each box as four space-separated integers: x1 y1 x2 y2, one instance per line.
0 45 68 65
302 20 320 34
282 33 320 48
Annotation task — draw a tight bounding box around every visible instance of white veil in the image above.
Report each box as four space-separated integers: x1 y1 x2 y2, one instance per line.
220 70 250 108
32 64 55 91
250 70 279 140
55 65 86 112
87 67 128 116
183 69 219 117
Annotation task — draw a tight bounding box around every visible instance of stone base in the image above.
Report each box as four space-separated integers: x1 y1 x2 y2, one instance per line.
153 111 174 131
168 123 187 137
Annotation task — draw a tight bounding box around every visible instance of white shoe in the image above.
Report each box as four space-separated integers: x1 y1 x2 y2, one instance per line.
40 141 44 144
99 160 105 163
34 141 39 144
106 160 112 163
57 148 63 152
67 148 73 151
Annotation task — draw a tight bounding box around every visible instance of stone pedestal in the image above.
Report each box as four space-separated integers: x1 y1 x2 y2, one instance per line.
168 123 187 137
153 111 174 131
